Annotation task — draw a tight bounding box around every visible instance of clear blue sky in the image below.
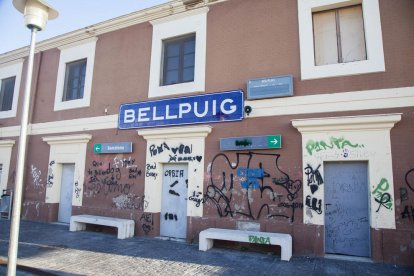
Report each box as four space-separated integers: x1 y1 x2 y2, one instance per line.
0 0 170 54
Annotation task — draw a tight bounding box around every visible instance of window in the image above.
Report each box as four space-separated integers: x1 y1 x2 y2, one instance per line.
162 34 196 86
313 5 366 66
149 8 208 98
54 38 97 111
298 0 385 80
0 60 23 119
62 59 87 101
0 77 16 111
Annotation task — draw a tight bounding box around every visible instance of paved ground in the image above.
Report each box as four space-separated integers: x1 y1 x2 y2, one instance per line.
0 220 413 276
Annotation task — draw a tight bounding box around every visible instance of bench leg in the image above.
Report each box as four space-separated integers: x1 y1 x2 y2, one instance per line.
118 224 127 239
199 237 214 251
117 222 135 239
280 243 292 261
70 221 86 232
128 222 135 238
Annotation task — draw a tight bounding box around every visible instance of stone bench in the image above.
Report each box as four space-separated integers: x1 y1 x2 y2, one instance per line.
199 228 292 261
70 215 135 239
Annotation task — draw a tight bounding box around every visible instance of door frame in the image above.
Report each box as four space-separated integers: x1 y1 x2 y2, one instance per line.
43 134 91 222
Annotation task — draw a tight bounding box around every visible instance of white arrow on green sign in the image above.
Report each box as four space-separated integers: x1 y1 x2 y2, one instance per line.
94 143 102 154
220 135 282 150
267 135 281 149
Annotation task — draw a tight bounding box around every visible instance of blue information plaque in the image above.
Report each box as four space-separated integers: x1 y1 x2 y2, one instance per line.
247 75 293 100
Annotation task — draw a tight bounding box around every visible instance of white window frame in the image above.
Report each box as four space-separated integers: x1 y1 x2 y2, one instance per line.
54 38 97 111
148 8 208 98
0 60 23 119
298 0 385 80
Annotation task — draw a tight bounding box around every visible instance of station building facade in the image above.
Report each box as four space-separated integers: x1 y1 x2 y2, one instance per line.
0 0 413 265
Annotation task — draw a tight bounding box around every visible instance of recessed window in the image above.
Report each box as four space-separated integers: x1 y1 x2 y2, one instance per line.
162 34 196 86
149 8 208 98
297 0 385 80
62 59 87 101
0 77 16 111
54 38 97 111
313 5 366 66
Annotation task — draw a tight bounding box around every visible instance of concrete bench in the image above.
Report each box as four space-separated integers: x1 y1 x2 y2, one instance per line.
70 215 135 239
199 228 292 261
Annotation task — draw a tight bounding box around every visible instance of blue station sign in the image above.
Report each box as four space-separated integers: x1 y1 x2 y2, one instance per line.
119 90 244 129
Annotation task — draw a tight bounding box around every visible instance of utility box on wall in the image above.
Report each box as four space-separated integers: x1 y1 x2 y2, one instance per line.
247 75 293 100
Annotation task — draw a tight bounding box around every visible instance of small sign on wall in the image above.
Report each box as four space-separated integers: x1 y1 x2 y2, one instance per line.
247 75 293 100
94 142 132 154
220 135 282 151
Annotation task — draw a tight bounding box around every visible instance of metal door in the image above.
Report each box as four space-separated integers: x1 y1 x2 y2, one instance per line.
324 162 370 257
160 163 188 239
58 164 75 223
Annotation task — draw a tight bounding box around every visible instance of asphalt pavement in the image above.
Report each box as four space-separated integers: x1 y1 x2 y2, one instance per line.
0 220 413 275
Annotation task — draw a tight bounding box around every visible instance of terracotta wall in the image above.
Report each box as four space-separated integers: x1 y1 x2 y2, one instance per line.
2 0 413 266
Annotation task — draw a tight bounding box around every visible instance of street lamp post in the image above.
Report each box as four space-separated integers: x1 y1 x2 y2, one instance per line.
8 1 58 275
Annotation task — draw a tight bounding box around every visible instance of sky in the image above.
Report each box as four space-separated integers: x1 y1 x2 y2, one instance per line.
0 0 171 54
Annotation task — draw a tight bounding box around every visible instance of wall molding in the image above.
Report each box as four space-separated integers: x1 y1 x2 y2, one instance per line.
43 134 92 145
0 86 413 138
291 113 402 132
246 86 414 118
138 125 212 140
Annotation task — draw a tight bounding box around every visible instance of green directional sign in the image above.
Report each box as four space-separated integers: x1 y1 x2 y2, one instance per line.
267 135 281 149
220 135 282 150
94 143 102 154
94 142 132 154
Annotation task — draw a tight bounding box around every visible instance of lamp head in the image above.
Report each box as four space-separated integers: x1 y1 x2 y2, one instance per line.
13 0 58 31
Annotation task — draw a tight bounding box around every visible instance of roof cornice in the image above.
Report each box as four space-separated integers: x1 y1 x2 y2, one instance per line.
0 0 226 64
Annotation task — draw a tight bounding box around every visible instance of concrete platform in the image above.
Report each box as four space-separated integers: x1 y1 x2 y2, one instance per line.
0 220 413 275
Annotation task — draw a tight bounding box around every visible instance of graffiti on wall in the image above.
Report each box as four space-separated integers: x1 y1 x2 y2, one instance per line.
89 155 154 234
46 160 55 187
146 162 158 180
372 178 392 212
305 137 364 156
401 168 414 222
30 165 44 191
238 168 264 189
304 164 323 194
112 194 148 210
86 157 142 197
405 168 414 192
194 152 302 222
140 213 154 235
305 195 323 214
149 142 202 163
74 181 81 198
